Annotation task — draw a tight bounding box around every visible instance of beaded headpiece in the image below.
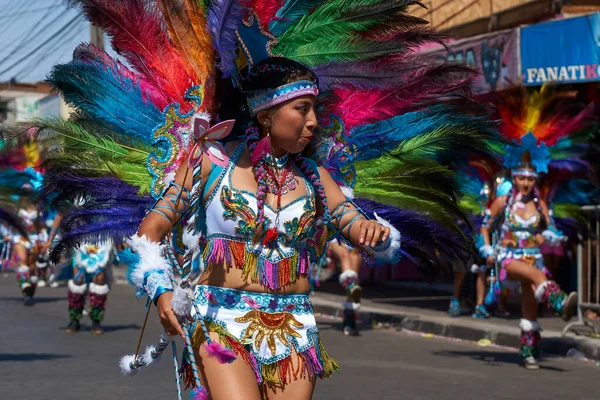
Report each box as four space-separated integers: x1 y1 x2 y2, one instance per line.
244 80 319 116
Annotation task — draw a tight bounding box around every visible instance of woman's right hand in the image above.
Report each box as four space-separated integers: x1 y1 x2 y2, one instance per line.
156 291 185 339
486 256 495 266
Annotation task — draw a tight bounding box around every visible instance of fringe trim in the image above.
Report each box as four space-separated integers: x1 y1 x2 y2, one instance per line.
202 238 309 290
191 320 339 387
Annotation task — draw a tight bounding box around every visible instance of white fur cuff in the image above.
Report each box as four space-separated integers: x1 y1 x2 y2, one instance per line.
171 285 193 318
542 230 566 246
89 282 110 295
534 281 549 303
36 261 48 269
16 265 30 274
519 318 541 332
479 245 494 258
126 234 173 293
68 279 88 294
338 269 359 285
372 212 401 262
340 186 355 199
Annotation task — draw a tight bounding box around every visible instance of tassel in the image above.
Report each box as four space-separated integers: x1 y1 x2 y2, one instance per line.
250 134 271 166
178 355 196 390
205 342 237 364
190 387 208 400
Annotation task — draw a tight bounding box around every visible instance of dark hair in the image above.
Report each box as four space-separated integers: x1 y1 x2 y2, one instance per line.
218 57 318 129
219 57 327 244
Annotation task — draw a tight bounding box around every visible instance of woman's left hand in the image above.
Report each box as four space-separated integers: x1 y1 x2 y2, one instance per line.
358 220 390 247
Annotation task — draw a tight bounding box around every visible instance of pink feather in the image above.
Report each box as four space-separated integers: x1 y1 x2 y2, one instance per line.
73 43 170 109
73 0 193 109
250 135 272 166
205 342 237 364
539 103 596 146
328 65 472 130
249 0 285 28
190 387 208 400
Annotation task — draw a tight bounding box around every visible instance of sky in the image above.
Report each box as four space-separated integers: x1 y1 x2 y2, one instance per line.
0 0 117 84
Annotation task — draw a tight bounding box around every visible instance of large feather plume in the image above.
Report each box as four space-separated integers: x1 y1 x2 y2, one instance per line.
207 0 246 77
67 0 193 107
496 84 597 146
158 0 217 112
47 51 163 142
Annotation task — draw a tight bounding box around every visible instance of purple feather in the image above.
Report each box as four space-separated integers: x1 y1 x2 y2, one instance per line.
207 0 246 77
354 197 470 279
50 219 140 262
549 159 595 179
555 217 585 242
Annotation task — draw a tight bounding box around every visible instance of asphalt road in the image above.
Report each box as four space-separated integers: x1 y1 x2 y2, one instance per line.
0 275 598 400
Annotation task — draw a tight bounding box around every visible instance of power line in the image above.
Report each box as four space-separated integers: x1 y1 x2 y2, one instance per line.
0 2 64 68
14 20 87 81
0 15 81 76
13 20 87 78
0 5 55 21
0 1 29 37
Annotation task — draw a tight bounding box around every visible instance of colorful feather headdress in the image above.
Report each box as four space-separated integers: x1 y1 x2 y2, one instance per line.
29 0 505 276
492 84 599 239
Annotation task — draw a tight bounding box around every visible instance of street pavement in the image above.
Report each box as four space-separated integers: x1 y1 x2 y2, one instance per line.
1 275 598 400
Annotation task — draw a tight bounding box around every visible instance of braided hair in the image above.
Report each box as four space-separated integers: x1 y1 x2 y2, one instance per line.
221 57 328 244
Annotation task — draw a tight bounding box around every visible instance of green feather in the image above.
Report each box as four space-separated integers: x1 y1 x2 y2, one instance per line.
33 118 154 194
353 157 469 236
273 0 421 66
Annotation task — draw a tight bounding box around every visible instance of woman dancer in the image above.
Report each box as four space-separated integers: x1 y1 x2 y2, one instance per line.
481 161 577 369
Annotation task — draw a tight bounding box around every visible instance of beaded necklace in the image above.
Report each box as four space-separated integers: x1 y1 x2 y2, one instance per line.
262 153 297 247
263 153 297 195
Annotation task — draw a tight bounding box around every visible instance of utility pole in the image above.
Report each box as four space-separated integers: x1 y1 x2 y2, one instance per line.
90 23 104 50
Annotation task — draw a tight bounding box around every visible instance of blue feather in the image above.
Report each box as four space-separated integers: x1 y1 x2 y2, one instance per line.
339 106 496 165
269 0 321 36
47 59 162 144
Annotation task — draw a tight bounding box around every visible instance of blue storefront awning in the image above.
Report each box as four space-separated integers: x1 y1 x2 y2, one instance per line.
521 12 600 85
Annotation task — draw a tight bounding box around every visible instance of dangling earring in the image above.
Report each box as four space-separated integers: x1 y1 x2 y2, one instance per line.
250 124 272 166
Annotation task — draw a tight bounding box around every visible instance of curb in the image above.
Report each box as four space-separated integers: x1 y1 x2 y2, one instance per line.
310 297 600 360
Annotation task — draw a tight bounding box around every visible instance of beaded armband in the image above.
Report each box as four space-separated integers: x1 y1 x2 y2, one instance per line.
150 182 191 224
481 209 498 230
